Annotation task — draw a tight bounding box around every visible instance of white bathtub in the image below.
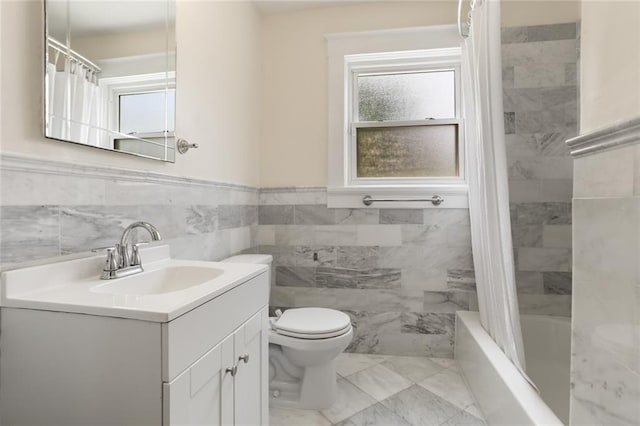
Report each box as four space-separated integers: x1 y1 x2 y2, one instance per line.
455 311 571 425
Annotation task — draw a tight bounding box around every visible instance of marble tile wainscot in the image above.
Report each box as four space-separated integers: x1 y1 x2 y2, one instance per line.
567 117 640 426
0 153 259 269
252 187 477 358
502 22 578 317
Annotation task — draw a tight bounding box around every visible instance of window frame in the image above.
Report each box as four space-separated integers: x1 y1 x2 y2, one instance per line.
117 88 176 139
347 56 464 188
98 71 176 149
325 25 469 209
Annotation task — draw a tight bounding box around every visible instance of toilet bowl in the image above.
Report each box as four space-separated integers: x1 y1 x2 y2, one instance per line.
222 255 353 410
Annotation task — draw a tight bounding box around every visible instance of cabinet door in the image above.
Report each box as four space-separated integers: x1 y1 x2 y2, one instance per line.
163 334 235 426
234 308 268 426
164 306 268 426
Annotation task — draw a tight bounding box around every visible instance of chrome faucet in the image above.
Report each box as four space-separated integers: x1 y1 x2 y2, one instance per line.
101 221 162 280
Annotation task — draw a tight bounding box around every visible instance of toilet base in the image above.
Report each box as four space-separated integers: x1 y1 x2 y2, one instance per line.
268 328 353 410
269 361 339 410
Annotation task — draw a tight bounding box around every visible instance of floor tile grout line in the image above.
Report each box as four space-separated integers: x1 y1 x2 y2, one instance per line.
272 355 486 426
341 373 385 404
341 355 457 401
342 363 414 402
325 376 378 424
335 353 387 377
416 370 485 421
419 381 486 425
456 365 487 421
436 404 476 426
352 383 483 426
332 390 422 426
316 409 334 426
329 401 382 426
416 382 478 415
382 361 448 385
376 390 422 426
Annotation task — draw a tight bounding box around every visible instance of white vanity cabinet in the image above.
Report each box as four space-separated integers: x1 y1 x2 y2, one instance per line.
0 265 269 426
163 309 268 426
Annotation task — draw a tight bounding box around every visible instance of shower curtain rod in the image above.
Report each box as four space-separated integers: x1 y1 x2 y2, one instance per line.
47 36 102 74
457 0 478 39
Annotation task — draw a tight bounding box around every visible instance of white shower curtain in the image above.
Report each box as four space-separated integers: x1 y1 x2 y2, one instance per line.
462 0 528 373
47 61 101 146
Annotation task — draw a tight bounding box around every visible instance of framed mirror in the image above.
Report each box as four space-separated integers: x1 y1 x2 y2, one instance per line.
44 0 176 162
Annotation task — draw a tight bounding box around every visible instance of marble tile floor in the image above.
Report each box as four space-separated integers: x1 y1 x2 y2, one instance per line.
270 353 485 426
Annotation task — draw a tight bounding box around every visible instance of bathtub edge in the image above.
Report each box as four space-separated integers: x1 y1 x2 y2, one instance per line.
455 311 564 426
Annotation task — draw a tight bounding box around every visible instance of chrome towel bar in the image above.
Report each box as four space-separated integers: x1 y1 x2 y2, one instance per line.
362 195 444 206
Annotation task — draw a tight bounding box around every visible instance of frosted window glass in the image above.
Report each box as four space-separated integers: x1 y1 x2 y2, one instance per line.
358 71 455 121
356 125 458 178
119 90 175 134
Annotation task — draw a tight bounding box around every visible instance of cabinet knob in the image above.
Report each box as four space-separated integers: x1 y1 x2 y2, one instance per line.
238 354 250 364
225 365 238 376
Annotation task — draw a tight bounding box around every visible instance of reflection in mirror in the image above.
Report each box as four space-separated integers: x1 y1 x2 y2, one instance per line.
44 0 176 162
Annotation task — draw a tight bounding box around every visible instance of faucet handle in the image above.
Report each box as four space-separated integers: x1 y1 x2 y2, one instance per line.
104 248 119 272
91 246 115 253
130 243 147 267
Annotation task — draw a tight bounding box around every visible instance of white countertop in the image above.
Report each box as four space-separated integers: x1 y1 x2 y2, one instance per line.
0 245 267 323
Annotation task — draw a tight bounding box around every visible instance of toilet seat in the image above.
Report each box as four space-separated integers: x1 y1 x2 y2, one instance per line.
269 326 354 351
275 325 352 339
272 308 352 340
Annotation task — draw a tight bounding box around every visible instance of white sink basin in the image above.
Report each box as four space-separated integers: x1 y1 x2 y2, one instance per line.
92 266 225 295
0 245 267 322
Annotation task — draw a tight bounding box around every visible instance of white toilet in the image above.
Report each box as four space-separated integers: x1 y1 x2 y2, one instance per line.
222 254 353 410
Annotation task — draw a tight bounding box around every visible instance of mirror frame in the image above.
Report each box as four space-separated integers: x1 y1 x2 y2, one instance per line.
42 0 177 162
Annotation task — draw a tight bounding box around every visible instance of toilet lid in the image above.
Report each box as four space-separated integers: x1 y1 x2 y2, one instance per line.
273 308 352 336
274 326 351 340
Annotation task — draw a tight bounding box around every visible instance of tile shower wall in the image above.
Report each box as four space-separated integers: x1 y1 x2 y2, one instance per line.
502 22 578 317
253 188 475 358
569 122 640 425
0 155 258 269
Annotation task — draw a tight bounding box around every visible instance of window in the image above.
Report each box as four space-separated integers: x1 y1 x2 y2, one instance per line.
119 89 176 136
326 26 466 208
352 68 461 183
99 72 176 161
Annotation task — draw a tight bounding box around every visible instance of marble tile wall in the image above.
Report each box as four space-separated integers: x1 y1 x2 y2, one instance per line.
569 124 640 425
502 22 578 316
0 155 258 269
254 22 579 358
251 188 475 358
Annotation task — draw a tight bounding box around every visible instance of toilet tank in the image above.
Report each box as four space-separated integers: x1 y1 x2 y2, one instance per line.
222 254 273 285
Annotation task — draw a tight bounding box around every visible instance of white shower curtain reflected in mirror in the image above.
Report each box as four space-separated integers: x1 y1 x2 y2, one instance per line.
461 0 529 376
46 61 103 147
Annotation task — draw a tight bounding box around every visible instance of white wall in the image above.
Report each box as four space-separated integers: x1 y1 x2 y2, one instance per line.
259 0 580 187
0 0 262 187
0 0 583 189
175 0 262 186
580 0 640 132
72 26 177 62
501 0 579 28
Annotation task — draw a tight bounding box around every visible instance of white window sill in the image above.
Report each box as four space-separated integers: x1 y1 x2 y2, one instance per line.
327 185 469 209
